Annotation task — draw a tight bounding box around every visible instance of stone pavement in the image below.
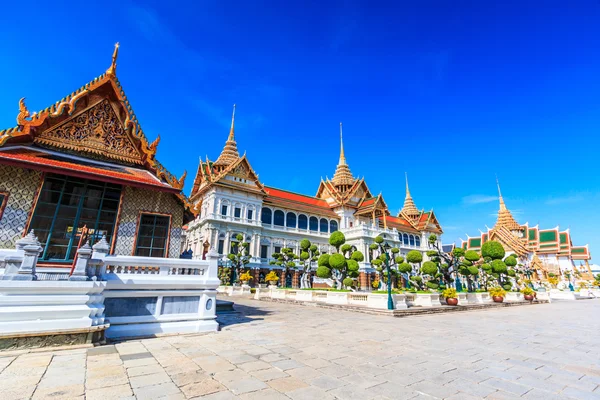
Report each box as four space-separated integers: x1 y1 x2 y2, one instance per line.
1 298 599 400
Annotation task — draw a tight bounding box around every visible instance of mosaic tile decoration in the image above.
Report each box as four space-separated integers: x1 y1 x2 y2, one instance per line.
0 165 42 248
114 186 184 258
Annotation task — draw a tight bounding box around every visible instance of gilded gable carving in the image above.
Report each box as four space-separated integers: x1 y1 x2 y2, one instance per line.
34 99 143 164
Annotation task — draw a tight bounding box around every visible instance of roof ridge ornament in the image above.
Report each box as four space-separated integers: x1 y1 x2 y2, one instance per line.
106 42 119 76
400 172 419 216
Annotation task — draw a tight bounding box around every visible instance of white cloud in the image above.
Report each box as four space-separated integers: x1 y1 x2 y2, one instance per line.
462 194 498 205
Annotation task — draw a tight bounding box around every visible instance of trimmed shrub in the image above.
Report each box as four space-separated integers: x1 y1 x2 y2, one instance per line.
464 250 481 262
452 247 465 257
343 277 354 287
504 256 517 267
481 241 505 260
329 231 346 248
502 284 512 291
341 244 352 253
372 259 383 267
316 266 331 278
351 251 365 262
468 266 480 275
481 263 492 272
347 259 359 272
421 261 438 275
309 244 318 253
491 259 507 274
369 243 379 250
426 281 439 290
507 269 516 277
300 251 309 260
375 235 384 244
317 254 330 267
391 247 400 254
328 253 346 269
300 239 311 250
398 262 412 273
406 250 423 264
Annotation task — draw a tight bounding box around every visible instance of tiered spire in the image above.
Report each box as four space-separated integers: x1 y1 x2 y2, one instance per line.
214 104 240 166
494 177 521 231
400 172 419 216
332 123 355 186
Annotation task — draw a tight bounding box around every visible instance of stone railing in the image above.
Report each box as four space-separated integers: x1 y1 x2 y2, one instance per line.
0 232 220 347
254 288 547 310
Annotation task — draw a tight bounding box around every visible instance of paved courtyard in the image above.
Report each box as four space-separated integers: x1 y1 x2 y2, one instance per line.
1 298 599 400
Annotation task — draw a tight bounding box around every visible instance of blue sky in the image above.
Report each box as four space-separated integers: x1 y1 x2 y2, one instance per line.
1 1 599 258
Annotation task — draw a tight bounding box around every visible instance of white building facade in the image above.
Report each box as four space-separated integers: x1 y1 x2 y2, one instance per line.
184 114 444 289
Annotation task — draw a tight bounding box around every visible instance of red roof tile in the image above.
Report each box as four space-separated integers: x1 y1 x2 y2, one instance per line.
384 215 419 233
0 146 178 193
264 186 337 217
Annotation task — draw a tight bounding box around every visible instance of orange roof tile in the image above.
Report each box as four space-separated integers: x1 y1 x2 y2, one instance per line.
264 186 337 217
384 215 419 233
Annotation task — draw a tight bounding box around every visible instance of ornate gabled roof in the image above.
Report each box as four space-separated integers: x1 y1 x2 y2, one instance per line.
190 154 265 200
355 193 389 216
489 225 529 257
214 104 240 166
0 44 195 217
400 173 419 217
494 178 521 231
414 210 444 234
331 123 355 186
384 215 419 233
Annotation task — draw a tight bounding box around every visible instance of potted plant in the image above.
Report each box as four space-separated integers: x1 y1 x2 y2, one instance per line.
489 287 506 303
239 271 252 286
442 288 458 306
521 287 535 301
265 271 279 287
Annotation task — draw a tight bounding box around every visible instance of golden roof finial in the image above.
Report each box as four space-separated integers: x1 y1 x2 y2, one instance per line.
339 122 346 165
332 122 355 187
228 104 236 141
496 175 507 211
400 172 419 216
106 42 120 76
17 97 30 125
214 104 240 166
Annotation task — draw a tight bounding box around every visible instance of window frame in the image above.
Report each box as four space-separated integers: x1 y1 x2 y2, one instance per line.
0 191 8 222
133 211 172 258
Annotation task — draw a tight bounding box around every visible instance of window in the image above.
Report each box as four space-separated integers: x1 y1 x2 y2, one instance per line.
298 214 308 230
274 210 284 226
135 213 171 257
309 216 318 231
29 174 121 262
260 245 268 259
319 218 328 233
403 233 409 245
415 236 421 247
218 239 224 254
261 207 272 224
0 192 8 221
409 235 415 246
330 220 338 233
247 209 253 220
234 207 241 218
221 204 228 216
274 246 281 254
349 221 353 227
286 213 297 228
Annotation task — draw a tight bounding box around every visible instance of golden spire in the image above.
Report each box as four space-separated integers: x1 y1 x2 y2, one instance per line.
106 42 120 76
228 104 236 141
400 172 419 216
494 177 521 230
214 104 240 166
332 122 355 187
339 122 346 165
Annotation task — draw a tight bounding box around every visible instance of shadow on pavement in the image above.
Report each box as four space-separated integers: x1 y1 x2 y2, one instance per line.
216 300 273 328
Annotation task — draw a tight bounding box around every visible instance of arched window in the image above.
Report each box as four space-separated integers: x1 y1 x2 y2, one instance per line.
330 220 338 233
415 236 421 247
274 210 285 226
286 213 297 228
261 207 272 224
309 216 318 231
298 214 308 230
320 218 328 233
409 235 415 246
403 233 409 245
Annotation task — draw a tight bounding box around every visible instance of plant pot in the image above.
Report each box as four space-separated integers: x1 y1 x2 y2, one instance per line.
242 281 249 286
492 296 504 303
524 294 534 301
269 280 278 286
446 297 458 306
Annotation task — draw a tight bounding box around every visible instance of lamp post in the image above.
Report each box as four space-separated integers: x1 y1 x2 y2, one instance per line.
383 242 393 310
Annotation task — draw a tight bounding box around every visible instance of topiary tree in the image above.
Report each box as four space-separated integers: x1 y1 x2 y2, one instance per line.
297 239 319 289
421 260 439 290
271 247 298 288
316 232 364 290
426 235 468 288
481 241 505 260
227 233 251 284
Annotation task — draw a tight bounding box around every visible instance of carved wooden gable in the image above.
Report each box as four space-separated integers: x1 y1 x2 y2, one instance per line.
34 99 144 165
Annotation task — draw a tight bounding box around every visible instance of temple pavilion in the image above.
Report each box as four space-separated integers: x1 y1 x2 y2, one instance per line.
462 181 593 282
0 45 194 267
184 115 444 290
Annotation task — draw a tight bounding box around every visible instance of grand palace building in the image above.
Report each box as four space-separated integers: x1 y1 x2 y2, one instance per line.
183 107 444 289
